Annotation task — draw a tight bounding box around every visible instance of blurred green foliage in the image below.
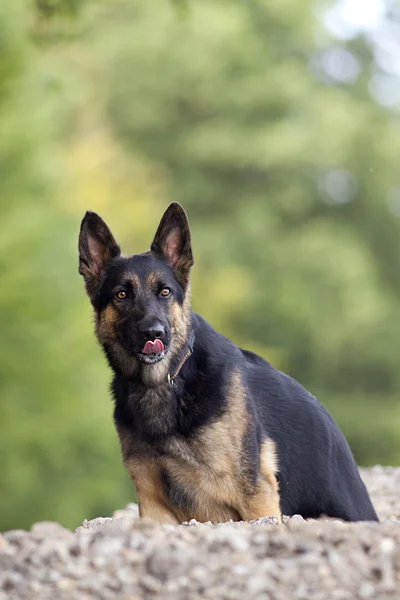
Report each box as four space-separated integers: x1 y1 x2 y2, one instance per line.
1 0 400 531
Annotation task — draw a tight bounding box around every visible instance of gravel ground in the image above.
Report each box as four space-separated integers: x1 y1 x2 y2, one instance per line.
1 466 399 600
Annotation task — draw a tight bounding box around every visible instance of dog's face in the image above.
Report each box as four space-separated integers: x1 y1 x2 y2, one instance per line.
78 203 193 379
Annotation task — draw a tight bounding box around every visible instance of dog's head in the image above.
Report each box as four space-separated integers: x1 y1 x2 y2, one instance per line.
78 202 193 383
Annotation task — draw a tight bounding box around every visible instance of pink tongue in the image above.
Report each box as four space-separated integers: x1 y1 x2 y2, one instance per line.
142 339 165 354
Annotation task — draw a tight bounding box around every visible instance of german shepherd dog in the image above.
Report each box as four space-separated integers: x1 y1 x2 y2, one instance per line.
78 202 378 524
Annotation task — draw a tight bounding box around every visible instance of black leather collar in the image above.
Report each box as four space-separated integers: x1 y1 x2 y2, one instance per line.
167 330 195 386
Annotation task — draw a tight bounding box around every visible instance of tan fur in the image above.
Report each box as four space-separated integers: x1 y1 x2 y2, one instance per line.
171 286 191 349
140 358 170 388
96 304 117 341
116 267 140 288
242 439 281 522
118 370 281 524
126 458 180 524
95 305 139 378
260 437 279 476
145 271 164 288
127 272 141 289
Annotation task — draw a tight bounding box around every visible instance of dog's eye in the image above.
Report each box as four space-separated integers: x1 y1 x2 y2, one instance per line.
160 288 171 298
116 290 127 300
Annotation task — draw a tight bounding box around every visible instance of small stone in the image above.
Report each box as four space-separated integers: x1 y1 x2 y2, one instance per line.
294 541 311 554
190 566 208 581
57 578 75 591
3 530 27 545
231 564 249 575
90 536 124 557
228 535 249 552
286 514 306 529
247 574 270 594
29 581 42 592
174 575 190 589
70 530 92 555
183 519 201 527
139 574 162 593
359 582 375 598
250 516 279 526
34 538 71 565
252 533 267 545
31 521 73 540
148 545 195 580
0 554 16 571
289 514 305 523
113 503 139 520
74 517 113 533
43 569 61 584
380 538 395 553
0 535 10 554
3 572 25 591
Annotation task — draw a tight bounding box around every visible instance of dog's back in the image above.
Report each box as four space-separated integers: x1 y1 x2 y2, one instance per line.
241 351 377 521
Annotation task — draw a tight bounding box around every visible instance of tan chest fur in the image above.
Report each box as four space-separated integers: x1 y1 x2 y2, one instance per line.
119 371 281 524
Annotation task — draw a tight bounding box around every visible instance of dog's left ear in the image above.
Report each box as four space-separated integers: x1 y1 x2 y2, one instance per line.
151 202 193 287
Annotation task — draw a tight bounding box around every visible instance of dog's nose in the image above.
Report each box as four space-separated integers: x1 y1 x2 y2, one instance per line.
145 325 165 340
138 319 165 341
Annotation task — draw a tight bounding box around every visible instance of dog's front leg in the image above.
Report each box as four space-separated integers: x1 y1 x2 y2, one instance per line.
137 492 181 525
241 476 282 523
134 475 180 524
238 437 282 523
124 458 181 525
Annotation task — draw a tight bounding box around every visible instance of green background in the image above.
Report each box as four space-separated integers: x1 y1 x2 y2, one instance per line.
1 0 400 531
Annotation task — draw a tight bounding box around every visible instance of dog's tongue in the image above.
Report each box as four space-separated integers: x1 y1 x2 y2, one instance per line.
142 339 165 354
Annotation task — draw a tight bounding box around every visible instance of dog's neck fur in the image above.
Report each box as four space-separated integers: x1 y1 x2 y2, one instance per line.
111 311 195 438
122 377 177 439
112 342 194 440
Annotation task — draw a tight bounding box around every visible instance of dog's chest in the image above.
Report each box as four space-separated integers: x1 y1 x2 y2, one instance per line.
128 385 178 438
122 419 246 524
118 378 251 523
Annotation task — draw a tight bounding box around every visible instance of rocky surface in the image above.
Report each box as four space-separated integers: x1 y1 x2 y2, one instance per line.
1 466 399 599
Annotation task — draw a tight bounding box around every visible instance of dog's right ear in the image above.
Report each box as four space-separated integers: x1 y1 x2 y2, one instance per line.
78 211 121 297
